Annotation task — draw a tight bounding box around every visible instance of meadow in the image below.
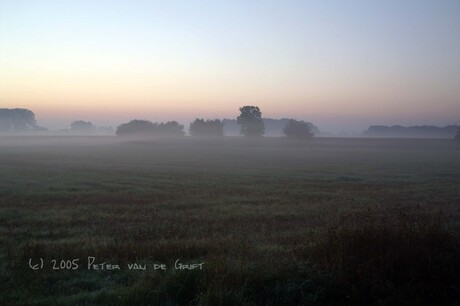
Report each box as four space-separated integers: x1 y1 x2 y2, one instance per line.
0 136 459 305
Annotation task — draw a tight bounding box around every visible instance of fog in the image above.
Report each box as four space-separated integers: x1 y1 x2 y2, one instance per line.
33 112 459 136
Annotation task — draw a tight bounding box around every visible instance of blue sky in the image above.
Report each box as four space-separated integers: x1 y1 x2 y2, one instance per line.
1 0 459 132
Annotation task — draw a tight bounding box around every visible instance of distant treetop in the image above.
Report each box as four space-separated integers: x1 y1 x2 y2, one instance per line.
237 106 264 137
364 125 459 139
221 118 319 136
71 120 95 131
0 108 37 132
116 120 154 136
283 119 314 139
116 120 184 136
189 119 224 137
156 121 185 136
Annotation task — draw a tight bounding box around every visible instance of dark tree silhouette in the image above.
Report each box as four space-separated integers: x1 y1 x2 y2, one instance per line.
456 126 460 140
0 108 36 132
189 119 224 137
116 120 184 136
221 118 319 136
237 106 264 137
364 125 459 138
283 119 314 139
70 120 95 131
156 121 185 136
116 120 155 136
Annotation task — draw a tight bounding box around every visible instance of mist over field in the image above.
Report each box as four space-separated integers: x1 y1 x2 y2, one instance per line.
1 134 459 305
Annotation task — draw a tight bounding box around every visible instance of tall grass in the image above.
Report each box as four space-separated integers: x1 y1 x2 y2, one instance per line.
1 137 459 305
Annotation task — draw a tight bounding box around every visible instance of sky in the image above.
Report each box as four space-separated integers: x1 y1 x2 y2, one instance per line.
0 0 459 133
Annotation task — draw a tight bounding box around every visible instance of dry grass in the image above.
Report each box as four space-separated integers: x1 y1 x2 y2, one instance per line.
0 136 459 305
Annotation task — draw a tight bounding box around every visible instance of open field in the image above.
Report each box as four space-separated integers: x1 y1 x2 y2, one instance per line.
1 136 459 305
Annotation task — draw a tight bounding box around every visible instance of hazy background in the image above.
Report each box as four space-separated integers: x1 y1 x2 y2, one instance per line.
1 0 459 133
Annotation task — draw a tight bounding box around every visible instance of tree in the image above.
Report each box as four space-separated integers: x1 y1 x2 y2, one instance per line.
236 106 264 137
70 120 95 132
116 120 155 136
189 119 224 137
156 121 185 136
0 108 36 132
283 119 314 139
116 120 185 136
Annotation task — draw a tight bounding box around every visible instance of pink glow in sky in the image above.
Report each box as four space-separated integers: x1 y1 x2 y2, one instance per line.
1 0 459 133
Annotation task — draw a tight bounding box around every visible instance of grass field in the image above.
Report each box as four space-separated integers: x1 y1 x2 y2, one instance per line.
1 136 459 305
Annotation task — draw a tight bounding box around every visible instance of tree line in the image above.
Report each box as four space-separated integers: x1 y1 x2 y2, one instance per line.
115 106 315 139
364 125 460 139
0 106 316 138
2 107 459 140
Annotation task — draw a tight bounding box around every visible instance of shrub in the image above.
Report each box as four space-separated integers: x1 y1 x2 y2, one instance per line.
283 119 314 139
116 120 184 136
189 119 224 137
